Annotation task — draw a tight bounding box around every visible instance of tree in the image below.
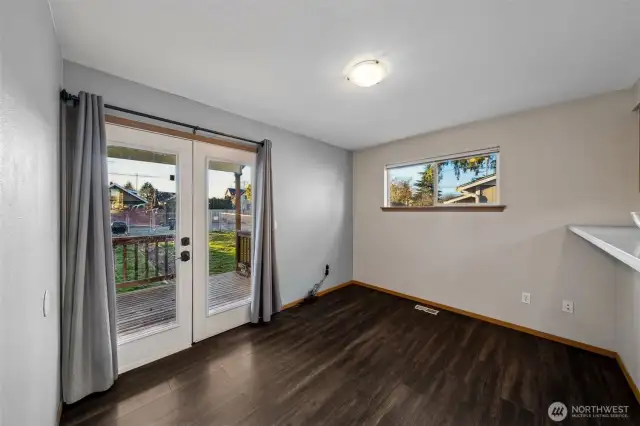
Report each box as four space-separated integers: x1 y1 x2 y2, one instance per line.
139 182 156 206
124 181 134 190
209 197 233 210
245 184 251 201
389 178 413 206
443 153 497 180
412 164 440 206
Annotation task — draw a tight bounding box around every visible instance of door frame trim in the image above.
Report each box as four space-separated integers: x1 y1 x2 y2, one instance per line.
106 115 258 153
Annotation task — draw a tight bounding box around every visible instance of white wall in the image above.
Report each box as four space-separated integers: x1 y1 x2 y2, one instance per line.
63 61 353 304
614 99 640 388
614 263 640 389
354 90 639 350
0 1 62 425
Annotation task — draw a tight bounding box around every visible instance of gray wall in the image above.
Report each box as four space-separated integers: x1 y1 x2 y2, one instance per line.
63 61 353 304
0 1 62 425
354 89 639 350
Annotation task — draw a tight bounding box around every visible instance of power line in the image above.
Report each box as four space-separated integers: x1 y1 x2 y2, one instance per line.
108 172 168 179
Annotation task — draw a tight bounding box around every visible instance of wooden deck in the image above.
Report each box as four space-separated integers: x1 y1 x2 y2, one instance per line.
208 271 251 313
116 284 177 342
116 272 251 341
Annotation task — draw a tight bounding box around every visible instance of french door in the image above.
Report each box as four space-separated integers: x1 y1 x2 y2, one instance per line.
192 142 256 342
106 123 255 372
106 124 193 373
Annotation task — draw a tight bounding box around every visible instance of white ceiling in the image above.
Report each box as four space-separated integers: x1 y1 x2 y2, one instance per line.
51 0 640 150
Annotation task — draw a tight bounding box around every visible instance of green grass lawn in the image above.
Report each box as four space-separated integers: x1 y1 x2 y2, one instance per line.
208 231 236 275
113 231 237 293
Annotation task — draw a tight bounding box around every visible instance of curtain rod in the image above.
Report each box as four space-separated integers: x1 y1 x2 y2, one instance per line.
60 90 264 146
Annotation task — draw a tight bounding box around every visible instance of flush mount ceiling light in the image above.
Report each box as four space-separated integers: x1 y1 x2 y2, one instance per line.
346 60 387 87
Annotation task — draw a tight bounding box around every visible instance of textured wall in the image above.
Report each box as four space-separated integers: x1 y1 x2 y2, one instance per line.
0 1 62 425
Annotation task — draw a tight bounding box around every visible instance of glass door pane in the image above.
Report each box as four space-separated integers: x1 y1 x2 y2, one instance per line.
108 146 178 342
192 142 255 342
207 160 252 314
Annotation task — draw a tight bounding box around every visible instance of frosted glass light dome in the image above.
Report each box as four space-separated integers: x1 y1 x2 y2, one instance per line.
346 60 386 87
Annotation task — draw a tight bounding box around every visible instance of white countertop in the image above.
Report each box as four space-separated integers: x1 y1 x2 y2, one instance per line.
569 225 640 272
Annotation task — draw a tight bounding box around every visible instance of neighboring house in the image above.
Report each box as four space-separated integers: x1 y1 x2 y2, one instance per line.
109 183 148 211
224 188 251 213
110 186 176 227
442 173 497 204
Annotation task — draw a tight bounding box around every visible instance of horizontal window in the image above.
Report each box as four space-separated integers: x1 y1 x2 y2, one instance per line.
385 148 499 208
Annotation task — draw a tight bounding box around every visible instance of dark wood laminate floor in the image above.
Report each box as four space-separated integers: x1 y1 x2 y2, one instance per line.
62 285 639 426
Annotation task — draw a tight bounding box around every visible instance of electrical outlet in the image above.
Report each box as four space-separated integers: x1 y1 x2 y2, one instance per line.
562 300 574 314
325 264 330 276
521 292 531 304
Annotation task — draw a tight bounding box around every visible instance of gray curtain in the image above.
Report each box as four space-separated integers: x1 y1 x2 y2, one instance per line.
250 139 281 323
61 92 118 404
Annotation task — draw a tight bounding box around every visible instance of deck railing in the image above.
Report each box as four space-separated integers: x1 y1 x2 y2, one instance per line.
112 234 175 289
236 230 251 272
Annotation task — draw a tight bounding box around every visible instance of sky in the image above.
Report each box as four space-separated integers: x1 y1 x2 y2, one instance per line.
388 154 497 198
108 158 252 198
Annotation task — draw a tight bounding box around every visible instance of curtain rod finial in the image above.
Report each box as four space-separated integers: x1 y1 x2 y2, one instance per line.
60 89 76 103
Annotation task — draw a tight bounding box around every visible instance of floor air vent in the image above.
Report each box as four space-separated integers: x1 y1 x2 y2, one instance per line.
415 304 439 315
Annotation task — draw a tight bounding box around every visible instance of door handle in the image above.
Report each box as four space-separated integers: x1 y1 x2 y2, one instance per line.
178 251 190 262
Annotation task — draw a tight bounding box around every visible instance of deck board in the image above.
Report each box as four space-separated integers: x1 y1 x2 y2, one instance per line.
116 271 251 341
208 272 251 312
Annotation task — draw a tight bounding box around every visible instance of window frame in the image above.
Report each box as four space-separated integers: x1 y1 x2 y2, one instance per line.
383 147 504 211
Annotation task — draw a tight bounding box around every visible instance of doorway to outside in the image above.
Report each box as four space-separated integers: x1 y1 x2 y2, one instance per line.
206 161 252 314
106 123 255 372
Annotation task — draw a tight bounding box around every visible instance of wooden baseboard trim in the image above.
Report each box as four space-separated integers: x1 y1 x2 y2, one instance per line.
281 281 354 310
616 354 640 403
57 399 63 425
351 280 617 358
